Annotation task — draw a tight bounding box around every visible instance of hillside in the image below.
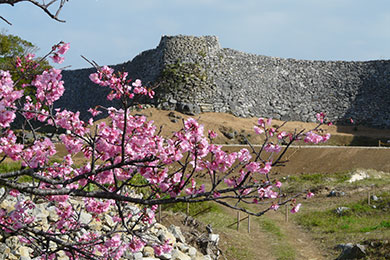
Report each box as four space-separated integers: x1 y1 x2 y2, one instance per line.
129 107 390 146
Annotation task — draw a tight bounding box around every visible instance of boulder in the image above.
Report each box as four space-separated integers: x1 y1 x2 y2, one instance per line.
176 102 201 116
328 190 345 197
169 225 186 243
335 207 350 216
171 249 191 260
336 243 366 259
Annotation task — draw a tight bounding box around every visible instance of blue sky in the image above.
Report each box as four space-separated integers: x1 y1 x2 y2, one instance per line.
2 0 390 69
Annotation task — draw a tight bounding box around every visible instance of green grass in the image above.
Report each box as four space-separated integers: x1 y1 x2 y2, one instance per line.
288 171 350 184
0 161 21 173
259 218 285 238
257 217 297 260
226 245 255 259
297 192 390 235
285 169 390 194
360 221 390 233
285 171 351 193
163 200 220 217
0 161 33 183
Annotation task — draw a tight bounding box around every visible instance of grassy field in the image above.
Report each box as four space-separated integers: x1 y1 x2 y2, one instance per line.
287 169 390 259
160 168 390 259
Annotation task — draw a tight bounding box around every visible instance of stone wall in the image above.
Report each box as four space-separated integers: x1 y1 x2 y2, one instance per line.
58 35 390 128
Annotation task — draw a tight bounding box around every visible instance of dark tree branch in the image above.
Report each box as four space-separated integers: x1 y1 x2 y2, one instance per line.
0 0 69 24
0 15 12 25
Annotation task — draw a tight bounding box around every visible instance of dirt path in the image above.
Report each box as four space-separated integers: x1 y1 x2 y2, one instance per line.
234 205 326 260
202 203 328 260
268 210 326 260
218 206 278 260
161 199 327 260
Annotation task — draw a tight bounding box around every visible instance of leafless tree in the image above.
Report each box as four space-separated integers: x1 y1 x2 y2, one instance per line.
0 0 69 25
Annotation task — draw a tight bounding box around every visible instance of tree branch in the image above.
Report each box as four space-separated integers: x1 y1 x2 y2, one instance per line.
0 0 69 24
0 15 12 25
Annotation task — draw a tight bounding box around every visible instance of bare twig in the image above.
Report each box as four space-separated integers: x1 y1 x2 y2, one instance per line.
0 15 12 25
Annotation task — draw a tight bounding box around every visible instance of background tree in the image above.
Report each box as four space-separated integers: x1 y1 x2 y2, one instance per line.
0 32 50 93
0 32 35 61
0 32 53 136
0 0 69 25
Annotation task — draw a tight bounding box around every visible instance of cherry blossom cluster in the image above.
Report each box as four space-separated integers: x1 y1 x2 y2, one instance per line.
304 112 332 144
0 199 35 232
32 68 65 105
89 66 155 101
0 71 23 127
15 53 40 73
0 43 330 259
304 131 331 144
50 42 70 64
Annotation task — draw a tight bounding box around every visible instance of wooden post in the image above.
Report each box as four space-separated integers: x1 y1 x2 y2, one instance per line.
247 214 250 233
368 191 371 206
186 203 190 216
285 204 289 222
237 211 240 231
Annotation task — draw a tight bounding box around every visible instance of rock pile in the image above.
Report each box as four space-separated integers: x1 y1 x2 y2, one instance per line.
0 188 216 260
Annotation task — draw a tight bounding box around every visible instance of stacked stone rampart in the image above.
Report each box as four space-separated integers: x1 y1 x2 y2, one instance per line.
58 35 390 127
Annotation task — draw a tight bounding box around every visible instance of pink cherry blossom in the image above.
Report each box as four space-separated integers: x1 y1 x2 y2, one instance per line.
268 128 276 137
277 131 287 140
153 239 172 256
258 118 265 126
316 112 325 123
129 237 145 253
9 189 20 197
322 133 331 142
132 79 142 87
254 126 264 135
259 162 272 174
264 143 282 153
237 148 251 162
32 68 65 105
245 162 260 173
304 131 328 144
306 191 314 198
208 130 217 139
224 177 236 187
57 42 70 55
88 107 102 117
50 54 64 64
290 203 302 213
